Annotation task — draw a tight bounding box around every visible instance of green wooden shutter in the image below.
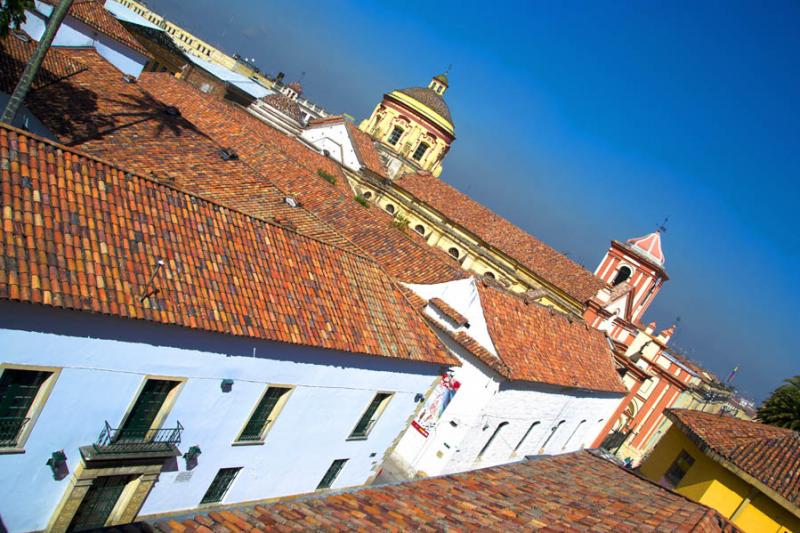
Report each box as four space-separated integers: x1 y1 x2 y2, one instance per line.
201 467 240 503
239 387 291 441
119 380 178 440
0 369 49 445
317 459 348 490
350 393 390 438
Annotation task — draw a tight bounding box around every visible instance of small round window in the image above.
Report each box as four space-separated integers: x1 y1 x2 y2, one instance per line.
484 271 495 279
448 247 460 259
414 224 425 235
362 191 373 199
385 204 395 214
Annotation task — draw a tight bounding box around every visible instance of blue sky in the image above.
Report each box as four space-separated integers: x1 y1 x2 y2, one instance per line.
149 0 799 401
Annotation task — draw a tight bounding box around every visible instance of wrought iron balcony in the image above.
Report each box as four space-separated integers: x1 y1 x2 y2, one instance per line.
92 420 183 455
0 416 29 447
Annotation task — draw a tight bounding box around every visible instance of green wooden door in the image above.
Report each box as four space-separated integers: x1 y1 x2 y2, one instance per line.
0 369 48 445
119 380 178 441
68 475 132 531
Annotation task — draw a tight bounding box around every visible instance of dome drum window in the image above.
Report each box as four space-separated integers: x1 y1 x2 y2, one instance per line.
414 224 425 235
362 191 373 199
387 126 404 146
448 247 460 259
412 142 429 161
385 204 396 214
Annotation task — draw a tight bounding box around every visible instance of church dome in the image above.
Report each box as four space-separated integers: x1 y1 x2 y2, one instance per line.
395 86 453 125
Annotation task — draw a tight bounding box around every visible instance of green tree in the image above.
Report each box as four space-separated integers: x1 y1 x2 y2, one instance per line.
0 0 34 38
1 0 74 125
757 376 800 431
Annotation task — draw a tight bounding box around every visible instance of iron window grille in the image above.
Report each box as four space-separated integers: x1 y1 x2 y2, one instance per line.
238 386 291 442
663 450 695 488
94 420 183 454
317 459 348 490
0 368 50 447
349 393 392 439
0 417 29 447
201 467 241 504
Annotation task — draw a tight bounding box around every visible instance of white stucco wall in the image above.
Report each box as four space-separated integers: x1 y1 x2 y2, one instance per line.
301 124 362 171
0 302 440 532
390 339 621 478
23 2 148 77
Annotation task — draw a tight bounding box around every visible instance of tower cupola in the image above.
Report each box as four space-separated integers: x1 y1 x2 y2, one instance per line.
429 73 449 96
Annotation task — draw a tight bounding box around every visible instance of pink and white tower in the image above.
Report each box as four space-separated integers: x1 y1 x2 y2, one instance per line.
585 231 669 347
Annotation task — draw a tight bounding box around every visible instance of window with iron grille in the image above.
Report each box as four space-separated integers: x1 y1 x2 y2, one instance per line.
317 459 348 490
348 393 392 439
663 450 695 488
201 467 241 504
237 386 292 442
387 126 403 145
119 379 180 441
0 368 51 447
412 142 429 161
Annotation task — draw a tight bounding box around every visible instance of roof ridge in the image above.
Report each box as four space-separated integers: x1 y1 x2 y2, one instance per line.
396 171 605 302
0 122 379 265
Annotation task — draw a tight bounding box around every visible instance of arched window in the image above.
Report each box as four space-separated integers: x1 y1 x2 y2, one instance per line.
478 421 509 458
387 126 403 146
562 419 587 450
414 224 425 235
412 142 429 161
448 247 460 259
539 420 565 453
362 191 372 199
385 204 395 214
484 271 496 280
514 421 540 452
611 265 632 286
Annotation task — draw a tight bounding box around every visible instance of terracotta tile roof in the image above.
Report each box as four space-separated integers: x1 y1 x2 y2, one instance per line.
668 409 800 510
136 73 466 285
145 451 735 532
476 282 626 393
395 171 606 303
428 320 509 377
395 86 453 126
4 45 354 251
40 0 150 57
0 31 87 93
260 93 304 123
0 123 454 365
428 296 468 327
346 122 387 176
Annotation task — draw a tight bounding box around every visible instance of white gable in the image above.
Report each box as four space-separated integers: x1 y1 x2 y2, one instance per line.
301 122 362 172
403 277 498 357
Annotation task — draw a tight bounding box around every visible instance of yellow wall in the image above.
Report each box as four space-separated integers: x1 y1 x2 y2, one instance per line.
640 426 800 533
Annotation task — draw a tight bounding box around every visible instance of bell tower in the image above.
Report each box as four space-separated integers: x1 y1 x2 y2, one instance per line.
594 231 669 326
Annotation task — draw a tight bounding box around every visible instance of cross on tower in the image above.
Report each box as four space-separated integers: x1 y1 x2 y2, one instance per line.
657 216 670 233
